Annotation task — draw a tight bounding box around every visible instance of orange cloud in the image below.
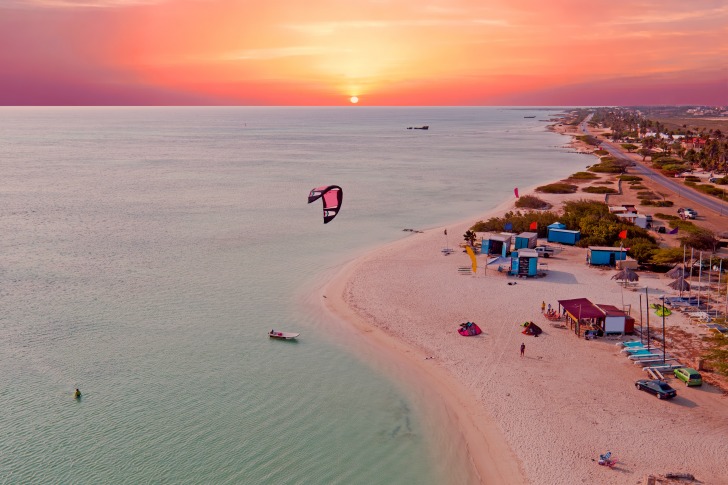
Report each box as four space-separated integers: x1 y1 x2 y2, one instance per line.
1 0 726 105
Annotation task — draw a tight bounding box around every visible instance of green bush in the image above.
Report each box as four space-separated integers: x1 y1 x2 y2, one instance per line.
582 186 618 194
628 238 657 263
651 247 685 265
692 184 726 197
630 184 647 190
576 135 601 146
536 183 578 194
619 175 642 182
640 200 673 207
668 220 703 234
515 195 552 210
588 162 626 173
684 176 700 182
558 199 657 249
471 211 559 238
567 171 599 180
715 177 728 185
655 213 679 221
594 149 609 156
595 181 614 185
636 191 660 200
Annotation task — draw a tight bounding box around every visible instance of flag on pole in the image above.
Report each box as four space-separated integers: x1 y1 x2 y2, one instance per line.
618 230 628 239
529 221 538 230
668 227 678 234
514 187 519 198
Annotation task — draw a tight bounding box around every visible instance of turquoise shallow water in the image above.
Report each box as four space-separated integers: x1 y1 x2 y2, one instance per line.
0 107 586 484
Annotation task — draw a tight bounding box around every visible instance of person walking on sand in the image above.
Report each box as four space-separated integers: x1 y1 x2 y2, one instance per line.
541 301 546 313
520 343 525 357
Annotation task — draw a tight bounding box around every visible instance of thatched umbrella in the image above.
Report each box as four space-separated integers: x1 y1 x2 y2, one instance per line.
611 268 639 285
668 276 690 293
612 268 639 308
666 265 687 278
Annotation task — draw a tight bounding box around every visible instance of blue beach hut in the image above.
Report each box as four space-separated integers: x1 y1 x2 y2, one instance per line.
587 246 628 266
510 248 539 276
547 222 581 245
482 233 512 257
514 232 538 250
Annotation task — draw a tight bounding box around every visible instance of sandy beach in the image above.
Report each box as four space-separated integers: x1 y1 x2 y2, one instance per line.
321 152 728 483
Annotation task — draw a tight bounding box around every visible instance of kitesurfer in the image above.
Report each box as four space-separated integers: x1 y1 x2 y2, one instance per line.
74 388 81 399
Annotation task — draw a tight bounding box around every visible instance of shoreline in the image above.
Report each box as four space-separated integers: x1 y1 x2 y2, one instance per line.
320 194 531 484
317 123 728 483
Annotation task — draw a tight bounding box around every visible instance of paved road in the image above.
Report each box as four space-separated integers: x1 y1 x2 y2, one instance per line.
578 119 728 218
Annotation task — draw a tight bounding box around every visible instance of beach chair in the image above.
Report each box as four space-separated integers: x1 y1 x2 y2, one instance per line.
621 347 650 354
619 341 644 347
629 353 661 360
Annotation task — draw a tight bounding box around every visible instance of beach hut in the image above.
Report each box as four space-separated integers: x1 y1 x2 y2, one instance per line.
481 233 512 257
514 232 538 250
510 248 539 276
558 298 604 336
587 246 628 266
547 222 581 245
595 304 634 335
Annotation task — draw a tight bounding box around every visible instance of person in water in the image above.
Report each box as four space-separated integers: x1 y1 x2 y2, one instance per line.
74 388 81 399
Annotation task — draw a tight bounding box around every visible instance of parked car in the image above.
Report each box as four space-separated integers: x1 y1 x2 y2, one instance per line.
674 367 702 386
535 246 556 258
678 207 697 219
635 379 677 399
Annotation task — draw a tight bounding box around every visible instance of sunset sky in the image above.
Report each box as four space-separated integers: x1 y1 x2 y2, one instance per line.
1 0 726 105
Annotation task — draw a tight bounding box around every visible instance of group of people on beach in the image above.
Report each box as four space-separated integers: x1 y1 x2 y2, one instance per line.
541 301 557 317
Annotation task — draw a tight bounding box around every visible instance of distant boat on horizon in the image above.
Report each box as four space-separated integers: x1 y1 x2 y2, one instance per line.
524 116 536 118
407 125 429 130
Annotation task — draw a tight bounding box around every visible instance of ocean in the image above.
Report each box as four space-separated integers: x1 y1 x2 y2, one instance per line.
0 107 587 484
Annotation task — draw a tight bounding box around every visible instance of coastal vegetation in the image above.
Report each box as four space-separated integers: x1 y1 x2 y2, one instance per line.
582 186 617 194
514 195 552 210
566 171 598 180
703 333 728 377
535 182 578 194
470 211 558 238
586 108 727 193
463 230 477 246
619 175 642 182
471 200 663 263
576 134 600 146
588 157 628 173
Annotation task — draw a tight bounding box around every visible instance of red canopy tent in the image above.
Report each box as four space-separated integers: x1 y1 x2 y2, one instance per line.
557 298 604 336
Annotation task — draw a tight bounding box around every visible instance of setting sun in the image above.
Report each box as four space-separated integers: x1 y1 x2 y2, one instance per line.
0 0 724 105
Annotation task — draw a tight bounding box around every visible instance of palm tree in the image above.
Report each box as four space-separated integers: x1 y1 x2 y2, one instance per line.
463 230 477 247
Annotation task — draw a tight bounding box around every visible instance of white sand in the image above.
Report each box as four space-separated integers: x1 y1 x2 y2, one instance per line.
322 192 728 484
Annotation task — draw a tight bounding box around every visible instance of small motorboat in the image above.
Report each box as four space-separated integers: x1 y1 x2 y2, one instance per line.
269 329 300 340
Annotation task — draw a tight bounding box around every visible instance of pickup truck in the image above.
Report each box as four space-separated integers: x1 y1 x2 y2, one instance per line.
535 246 558 258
